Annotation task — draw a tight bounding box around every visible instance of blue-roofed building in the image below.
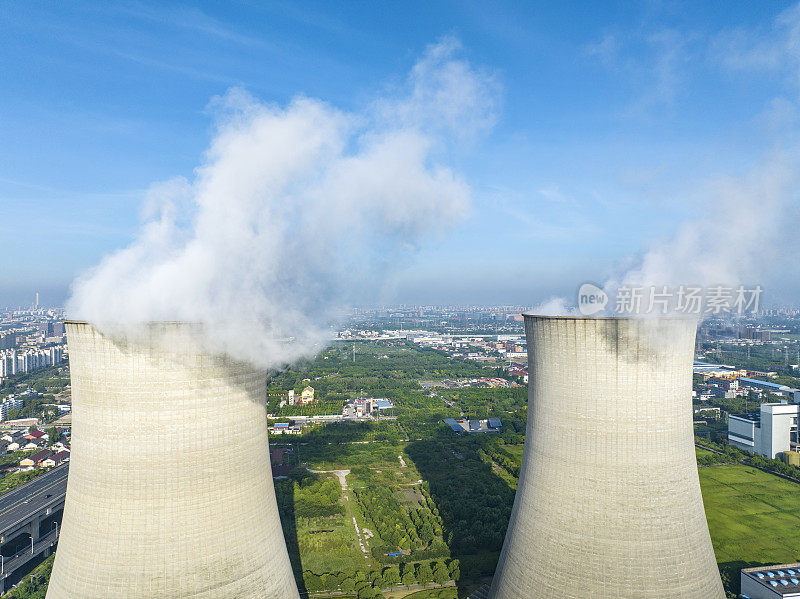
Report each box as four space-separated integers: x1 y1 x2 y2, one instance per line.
442 418 501 433
739 378 800 402
443 418 466 433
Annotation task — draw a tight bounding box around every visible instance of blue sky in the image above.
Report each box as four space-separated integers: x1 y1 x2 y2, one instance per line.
1 1 798 307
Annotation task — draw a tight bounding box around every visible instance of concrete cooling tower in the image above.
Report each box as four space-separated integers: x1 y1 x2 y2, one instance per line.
46 321 299 599
489 315 724 599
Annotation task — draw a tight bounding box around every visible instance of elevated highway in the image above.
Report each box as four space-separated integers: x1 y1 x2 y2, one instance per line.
0 464 67 593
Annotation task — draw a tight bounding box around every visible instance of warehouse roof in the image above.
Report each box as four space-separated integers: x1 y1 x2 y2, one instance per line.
742 563 800 597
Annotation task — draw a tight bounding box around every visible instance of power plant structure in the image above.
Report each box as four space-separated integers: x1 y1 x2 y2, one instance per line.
489 315 724 599
46 321 299 599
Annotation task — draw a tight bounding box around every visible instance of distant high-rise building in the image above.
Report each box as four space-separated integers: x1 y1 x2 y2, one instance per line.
489 315 724 599
52 321 65 337
0 332 15 350
46 322 299 599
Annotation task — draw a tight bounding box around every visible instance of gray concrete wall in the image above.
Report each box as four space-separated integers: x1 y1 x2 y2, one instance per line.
741 575 781 599
489 316 724 599
46 322 299 599
728 415 758 452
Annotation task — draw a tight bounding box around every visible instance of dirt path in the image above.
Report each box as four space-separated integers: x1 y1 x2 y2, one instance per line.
308 469 368 555
309 468 350 489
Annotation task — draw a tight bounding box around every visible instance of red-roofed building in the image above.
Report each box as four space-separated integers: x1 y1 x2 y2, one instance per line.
42 450 70 468
24 430 47 441
20 450 53 469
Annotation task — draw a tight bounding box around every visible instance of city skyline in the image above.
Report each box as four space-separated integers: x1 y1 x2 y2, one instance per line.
3 2 800 308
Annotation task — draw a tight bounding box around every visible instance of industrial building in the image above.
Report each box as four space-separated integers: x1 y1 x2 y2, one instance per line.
738 377 800 402
489 315 724 599
741 563 800 598
46 321 299 599
443 417 502 433
729 402 799 458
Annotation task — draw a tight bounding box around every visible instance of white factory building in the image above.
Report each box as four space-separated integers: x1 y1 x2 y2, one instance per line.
729 402 799 459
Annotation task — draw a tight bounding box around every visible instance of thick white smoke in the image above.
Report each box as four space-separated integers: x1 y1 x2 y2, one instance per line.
605 150 800 313
67 38 497 366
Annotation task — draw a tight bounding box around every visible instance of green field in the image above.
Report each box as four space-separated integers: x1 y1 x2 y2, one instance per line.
700 463 800 592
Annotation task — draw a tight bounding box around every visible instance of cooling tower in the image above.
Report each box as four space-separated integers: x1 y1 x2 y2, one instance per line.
46 322 299 599
489 316 724 599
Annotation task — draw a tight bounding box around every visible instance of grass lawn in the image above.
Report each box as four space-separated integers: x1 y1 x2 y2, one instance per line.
295 511 370 573
700 463 800 593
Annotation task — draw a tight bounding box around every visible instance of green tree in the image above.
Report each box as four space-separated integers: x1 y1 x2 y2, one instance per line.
303 572 324 592
324 573 339 590
432 561 450 585
416 562 433 585
357 587 377 599
401 567 416 587
447 559 460 581
382 565 400 587
369 570 384 588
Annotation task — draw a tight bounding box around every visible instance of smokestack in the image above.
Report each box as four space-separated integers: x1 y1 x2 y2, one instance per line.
46 322 299 599
489 315 724 599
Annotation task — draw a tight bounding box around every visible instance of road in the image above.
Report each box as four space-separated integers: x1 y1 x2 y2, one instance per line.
0 464 68 534
2 528 58 575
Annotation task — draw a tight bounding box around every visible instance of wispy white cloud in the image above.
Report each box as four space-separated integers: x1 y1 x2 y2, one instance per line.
586 28 693 117
117 2 277 51
710 2 800 84
489 184 601 241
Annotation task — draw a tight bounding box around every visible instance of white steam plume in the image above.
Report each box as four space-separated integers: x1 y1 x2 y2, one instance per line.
67 38 497 366
531 149 800 318
606 150 800 313
532 296 580 317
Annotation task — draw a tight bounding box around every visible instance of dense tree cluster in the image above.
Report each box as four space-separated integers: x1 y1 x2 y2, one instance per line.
354 477 419 551
406 438 514 577
301 558 456 595
479 444 521 478
279 469 345 519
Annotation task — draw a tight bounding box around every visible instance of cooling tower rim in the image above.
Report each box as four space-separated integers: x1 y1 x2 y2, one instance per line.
521 313 698 321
